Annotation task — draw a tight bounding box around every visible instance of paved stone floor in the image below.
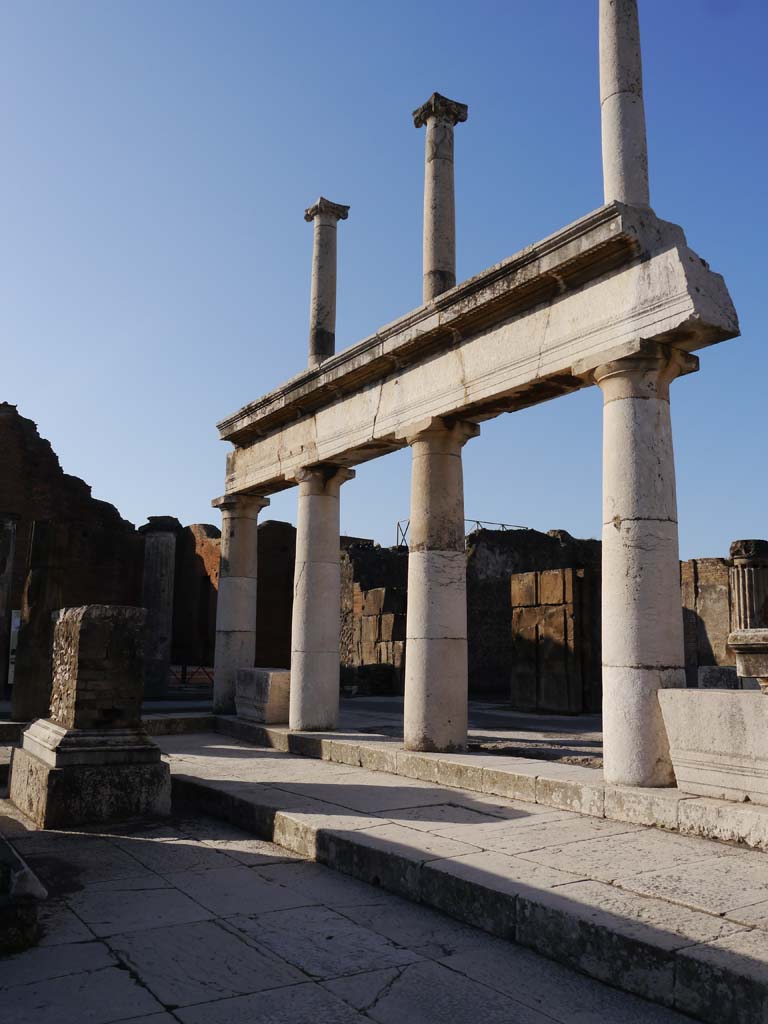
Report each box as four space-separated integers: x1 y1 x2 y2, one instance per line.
0 804 695 1024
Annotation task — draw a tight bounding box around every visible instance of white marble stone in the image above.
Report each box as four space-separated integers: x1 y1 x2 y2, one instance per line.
212 494 269 713
235 667 290 724
595 347 693 787
660 689 768 804
289 465 354 731
599 0 649 206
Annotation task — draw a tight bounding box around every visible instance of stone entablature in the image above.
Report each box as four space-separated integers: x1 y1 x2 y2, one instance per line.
218 204 736 496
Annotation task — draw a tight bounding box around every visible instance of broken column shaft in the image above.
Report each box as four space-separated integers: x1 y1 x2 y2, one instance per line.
413 93 468 303
599 0 650 206
305 197 350 370
212 493 270 713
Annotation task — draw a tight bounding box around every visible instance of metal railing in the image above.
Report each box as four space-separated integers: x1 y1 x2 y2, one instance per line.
396 519 530 547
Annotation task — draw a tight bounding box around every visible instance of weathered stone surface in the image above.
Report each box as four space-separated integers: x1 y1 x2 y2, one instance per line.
675 929 768 1024
10 605 170 827
10 748 171 829
235 667 290 724
660 689 768 804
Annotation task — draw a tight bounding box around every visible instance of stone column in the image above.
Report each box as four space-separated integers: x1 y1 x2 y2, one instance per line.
289 465 355 731
595 345 697 787
139 516 181 699
212 494 269 713
399 417 479 752
599 0 650 207
0 515 17 692
304 197 350 370
413 93 468 302
730 540 768 630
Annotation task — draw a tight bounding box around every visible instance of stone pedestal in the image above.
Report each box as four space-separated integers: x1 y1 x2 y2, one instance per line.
212 494 270 713
399 417 479 752
235 667 290 723
289 465 354 731
10 605 170 828
413 93 468 302
595 345 696 787
139 516 181 699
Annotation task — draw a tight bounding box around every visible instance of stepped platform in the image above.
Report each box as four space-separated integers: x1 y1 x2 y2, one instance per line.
158 730 768 1024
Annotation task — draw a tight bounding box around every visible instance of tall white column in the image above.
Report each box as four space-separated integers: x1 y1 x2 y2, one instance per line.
599 0 650 207
289 465 355 731
212 493 269 713
413 93 468 303
595 345 696 786
304 197 350 370
400 417 479 752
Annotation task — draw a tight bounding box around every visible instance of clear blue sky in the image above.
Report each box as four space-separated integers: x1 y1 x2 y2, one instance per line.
2 1 765 559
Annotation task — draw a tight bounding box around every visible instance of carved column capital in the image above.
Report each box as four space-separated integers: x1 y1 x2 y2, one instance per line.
304 197 350 223
413 92 468 128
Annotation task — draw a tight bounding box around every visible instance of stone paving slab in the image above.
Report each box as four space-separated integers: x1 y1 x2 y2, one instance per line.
161 732 768 1023
0 804 693 1024
210 715 768 852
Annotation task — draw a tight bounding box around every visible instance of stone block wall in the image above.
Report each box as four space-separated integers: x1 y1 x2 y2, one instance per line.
341 542 408 694
510 567 599 713
681 557 737 688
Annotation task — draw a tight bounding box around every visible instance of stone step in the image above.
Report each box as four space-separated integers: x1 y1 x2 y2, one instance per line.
215 715 768 854
163 732 768 1024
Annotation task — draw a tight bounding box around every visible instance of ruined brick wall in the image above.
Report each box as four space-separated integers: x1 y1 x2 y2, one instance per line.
0 405 142 716
172 524 221 669
341 542 408 694
681 557 736 688
255 521 296 669
466 528 602 703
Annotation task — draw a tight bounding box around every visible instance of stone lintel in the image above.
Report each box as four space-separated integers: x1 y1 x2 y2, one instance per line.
304 197 350 223
413 92 468 128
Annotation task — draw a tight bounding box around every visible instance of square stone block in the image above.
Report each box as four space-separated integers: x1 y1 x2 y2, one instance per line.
10 746 170 829
235 668 290 724
49 605 146 731
539 569 565 606
511 572 537 608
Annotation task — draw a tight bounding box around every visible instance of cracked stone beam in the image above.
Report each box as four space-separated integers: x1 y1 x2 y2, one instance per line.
305 197 350 371
599 0 650 206
413 92 468 303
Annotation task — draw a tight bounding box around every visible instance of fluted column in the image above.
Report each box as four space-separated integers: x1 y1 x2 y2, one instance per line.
413 93 468 302
305 197 350 370
595 345 696 786
730 540 768 631
400 417 479 752
289 465 355 731
599 0 650 206
212 493 269 713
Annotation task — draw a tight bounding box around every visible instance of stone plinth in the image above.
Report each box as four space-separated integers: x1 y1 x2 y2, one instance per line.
10 605 170 828
235 667 290 724
728 629 768 693
660 689 768 805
